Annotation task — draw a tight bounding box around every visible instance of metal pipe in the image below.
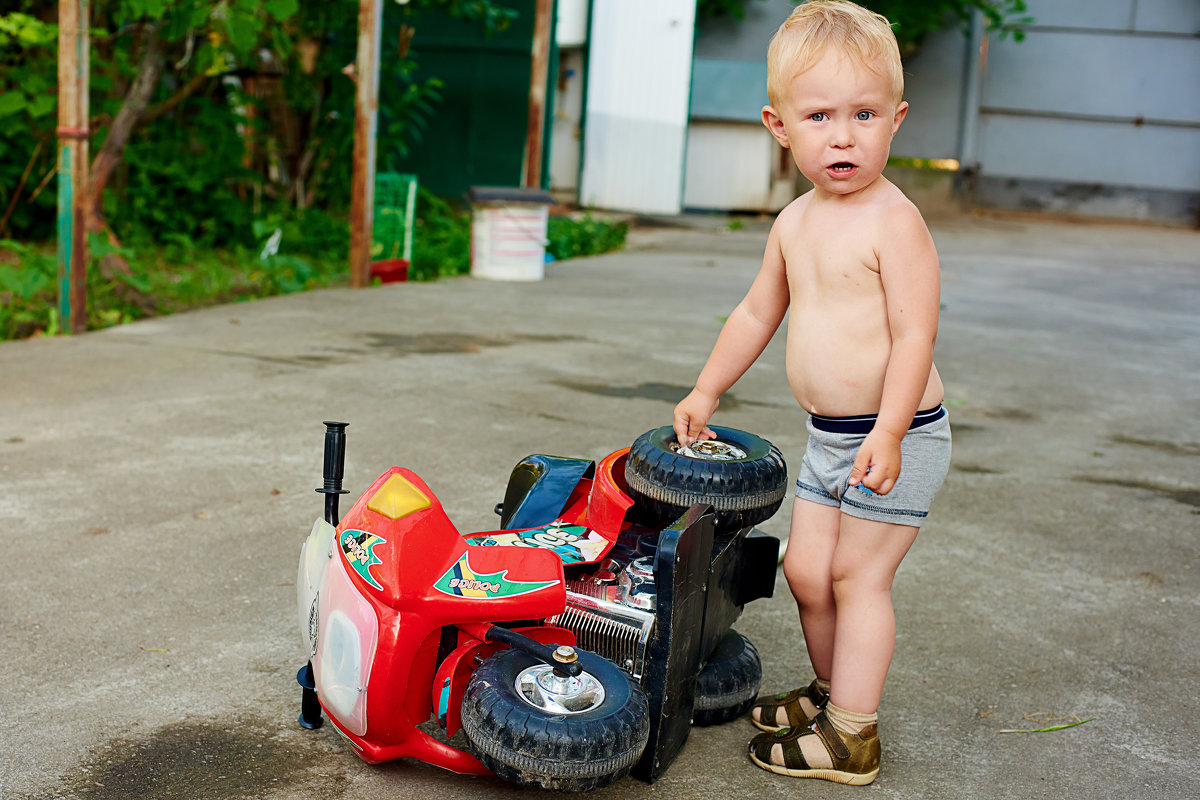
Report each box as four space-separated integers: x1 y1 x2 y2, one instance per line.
524 0 554 188
57 0 90 334
958 9 987 174
349 0 382 288
484 625 584 677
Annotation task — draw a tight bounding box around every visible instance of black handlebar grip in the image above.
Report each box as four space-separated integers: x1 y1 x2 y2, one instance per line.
318 421 349 526
321 421 348 490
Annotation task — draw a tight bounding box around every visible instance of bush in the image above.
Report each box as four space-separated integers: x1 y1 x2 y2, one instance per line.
409 190 473 281
547 215 628 261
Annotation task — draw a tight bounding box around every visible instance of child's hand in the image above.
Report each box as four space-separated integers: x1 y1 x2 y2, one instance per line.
848 429 902 495
673 389 719 445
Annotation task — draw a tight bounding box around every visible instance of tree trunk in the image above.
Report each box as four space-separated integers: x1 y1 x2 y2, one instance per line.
85 23 164 242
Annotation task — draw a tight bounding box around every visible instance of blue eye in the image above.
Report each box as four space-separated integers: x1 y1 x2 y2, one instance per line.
810 112 827 122
856 111 874 121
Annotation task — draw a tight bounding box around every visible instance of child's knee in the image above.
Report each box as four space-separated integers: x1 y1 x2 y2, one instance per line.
829 564 894 600
784 556 831 601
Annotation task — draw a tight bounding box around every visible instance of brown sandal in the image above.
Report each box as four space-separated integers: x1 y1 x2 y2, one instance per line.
747 711 880 785
749 678 829 732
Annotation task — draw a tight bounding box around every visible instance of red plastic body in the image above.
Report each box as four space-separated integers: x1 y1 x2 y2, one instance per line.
312 452 634 771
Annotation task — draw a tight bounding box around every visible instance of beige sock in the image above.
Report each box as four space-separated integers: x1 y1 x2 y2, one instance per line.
815 677 831 694
824 701 878 736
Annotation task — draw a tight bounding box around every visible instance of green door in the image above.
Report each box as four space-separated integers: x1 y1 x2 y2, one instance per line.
392 1 557 198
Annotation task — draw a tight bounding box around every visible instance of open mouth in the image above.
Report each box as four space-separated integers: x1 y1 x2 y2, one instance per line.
828 162 857 174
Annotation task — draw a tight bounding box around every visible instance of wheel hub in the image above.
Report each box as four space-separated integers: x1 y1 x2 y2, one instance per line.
674 439 747 460
515 664 606 714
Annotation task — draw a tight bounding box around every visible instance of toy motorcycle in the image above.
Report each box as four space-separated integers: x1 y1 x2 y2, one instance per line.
296 421 787 790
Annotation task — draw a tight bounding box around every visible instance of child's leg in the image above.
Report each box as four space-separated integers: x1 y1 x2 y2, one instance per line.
782 497 843 681
750 497 841 730
748 514 915 785
827 514 920 713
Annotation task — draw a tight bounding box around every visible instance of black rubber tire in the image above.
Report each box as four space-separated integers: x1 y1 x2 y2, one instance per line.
692 629 762 726
624 425 788 532
461 648 650 792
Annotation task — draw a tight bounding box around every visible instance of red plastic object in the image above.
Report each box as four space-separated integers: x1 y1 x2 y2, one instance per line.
315 468 568 768
307 448 643 772
370 258 409 283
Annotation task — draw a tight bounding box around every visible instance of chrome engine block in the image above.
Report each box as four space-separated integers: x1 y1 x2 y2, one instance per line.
548 572 656 681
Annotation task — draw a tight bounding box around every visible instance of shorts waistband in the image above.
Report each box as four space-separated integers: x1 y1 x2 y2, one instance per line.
809 405 946 435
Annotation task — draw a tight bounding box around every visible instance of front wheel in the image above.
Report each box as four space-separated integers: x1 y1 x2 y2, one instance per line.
461 647 650 791
624 425 788 532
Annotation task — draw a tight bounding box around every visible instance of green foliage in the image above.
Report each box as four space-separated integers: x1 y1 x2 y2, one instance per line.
0 241 57 338
0 0 516 246
547 216 629 261
697 0 758 21
0 0 619 340
859 1 1031 52
0 223 347 341
0 5 59 239
112 99 261 248
409 190 473 282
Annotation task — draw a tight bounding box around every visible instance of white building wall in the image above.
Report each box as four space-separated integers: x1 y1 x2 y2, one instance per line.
578 0 697 214
683 122 796 211
575 0 1198 223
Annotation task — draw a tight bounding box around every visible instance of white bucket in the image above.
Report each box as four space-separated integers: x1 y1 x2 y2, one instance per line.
469 188 553 281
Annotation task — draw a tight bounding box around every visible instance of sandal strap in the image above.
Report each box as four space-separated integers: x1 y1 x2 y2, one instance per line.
749 727 812 771
748 713 850 770
812 712 852 760
760 689 808 728
752 680 829 727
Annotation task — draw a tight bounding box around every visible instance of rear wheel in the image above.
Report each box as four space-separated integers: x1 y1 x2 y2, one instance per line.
461 647 650 791
624 426 788 532
692 629 762 726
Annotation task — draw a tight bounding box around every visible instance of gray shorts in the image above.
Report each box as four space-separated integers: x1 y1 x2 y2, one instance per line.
794 406 951 527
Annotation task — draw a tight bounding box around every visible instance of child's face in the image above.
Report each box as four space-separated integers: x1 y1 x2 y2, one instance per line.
763 49 907 197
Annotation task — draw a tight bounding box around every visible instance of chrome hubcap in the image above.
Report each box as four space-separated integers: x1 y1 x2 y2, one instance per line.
515 664 606 714
675 439 747 460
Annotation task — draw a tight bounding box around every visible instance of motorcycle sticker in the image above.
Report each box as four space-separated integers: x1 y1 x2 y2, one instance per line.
433 553 558 599
340 529 387 590
307 594 320 657
464 522 607 564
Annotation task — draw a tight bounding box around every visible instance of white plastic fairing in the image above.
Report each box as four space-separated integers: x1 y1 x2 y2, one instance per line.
313 556 378 737
297 518 336 655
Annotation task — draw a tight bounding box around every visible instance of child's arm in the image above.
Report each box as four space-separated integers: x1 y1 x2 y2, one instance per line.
674 225 790 445
849 206 941 495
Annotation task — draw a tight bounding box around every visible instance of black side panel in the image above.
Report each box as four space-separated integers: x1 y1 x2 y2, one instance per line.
499 455 595 530
701 528 780 661
632 505 715 783
730 529 781 607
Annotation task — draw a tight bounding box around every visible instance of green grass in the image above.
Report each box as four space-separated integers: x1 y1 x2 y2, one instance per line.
0 237 348 340
0 208 628 342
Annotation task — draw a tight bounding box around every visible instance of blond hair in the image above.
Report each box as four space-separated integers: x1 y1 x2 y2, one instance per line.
766 0 904 108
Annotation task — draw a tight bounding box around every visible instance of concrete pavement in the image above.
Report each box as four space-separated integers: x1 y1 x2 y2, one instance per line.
2 212 1197 799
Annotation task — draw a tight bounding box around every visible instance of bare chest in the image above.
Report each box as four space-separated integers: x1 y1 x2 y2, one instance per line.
782 217 882 301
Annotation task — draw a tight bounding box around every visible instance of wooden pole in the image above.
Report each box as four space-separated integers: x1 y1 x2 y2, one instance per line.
524 0 553 188
57 0 90 334
349 0 383 288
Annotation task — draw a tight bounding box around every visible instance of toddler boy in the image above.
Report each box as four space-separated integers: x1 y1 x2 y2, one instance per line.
673 0 952 785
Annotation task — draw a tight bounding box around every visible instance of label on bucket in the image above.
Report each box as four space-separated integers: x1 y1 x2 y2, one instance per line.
471 205 548 281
